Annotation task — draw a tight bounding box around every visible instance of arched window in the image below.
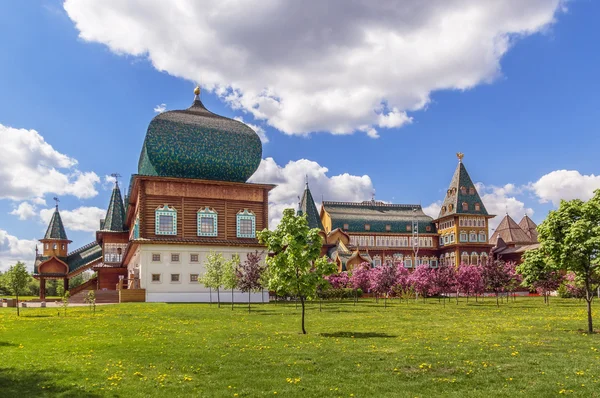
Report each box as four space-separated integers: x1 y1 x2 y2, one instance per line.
449 204 454 211
45 243 48 250
469 231 477 242
441 206 446 215
479 232 486 242
469 187 475 195
236 209 256 238
462 202 468 211
480 252 488 264
384 255 393 265
61 244 65 250
460 186 467 195
470 252 479 265
155 204 177 235
461 252 469 265
449 252 455 266
197 207 218 237
474 203 480 211
53 243 57 250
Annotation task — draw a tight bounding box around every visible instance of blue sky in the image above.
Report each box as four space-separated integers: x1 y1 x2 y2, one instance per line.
1 1 599 270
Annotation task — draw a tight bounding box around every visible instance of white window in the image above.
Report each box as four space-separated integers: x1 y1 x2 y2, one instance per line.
155 204 177 235
151 274 161 283
171 253 180 262
152 253 161 262
430 258 438 268
469 232 477 242
170 274 180 283
479 232 486 242
404 258 413 268
190 274 199 282
450 233 455 243
197 207 218 237
190 254 199 263
236 209 256 238
460 232 468 242
373 256 382 267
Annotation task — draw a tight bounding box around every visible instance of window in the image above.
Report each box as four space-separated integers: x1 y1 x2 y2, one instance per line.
439 236 444 246
171 253 180 262
449 204 454 212
236 209 256 238
385 225 391 231
190 254 199 263
444 235 449 244
416 257 422 266
190 274 199 283
461 252 469 265
470 232 477 242
426 225 431 232
53 244 57 250
430 259 438 268
155 204 177 235
197 207 218 237
104 243 127 263
170 274 180 283
151 274 161 282
45 243 48 250
479 232 486 242
450 233 455 243
373 256 382 267
469 187 475 195
462 202 468 211
133 217 140 239
404 258 413 268
480 253 489 264
460 186 467 195
343 223 349 230
406 225 411 231
61 244 65 250
470 252 479 265
152 253 161 262
365 224 371 231
460 232 468 242
441 206 446 214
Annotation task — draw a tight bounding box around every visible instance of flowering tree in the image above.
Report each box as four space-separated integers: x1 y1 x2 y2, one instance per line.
236 251 265 313
455 264 483 303
223 254 241 310
411 264 433 300
518 249 561 304
429 265 456 306
258 208 336 334
393 264 415 302
350 262 371 305
481 255 513 307
503 261 522 302
562 272 586 298
371 263 397 308
326 272 351 289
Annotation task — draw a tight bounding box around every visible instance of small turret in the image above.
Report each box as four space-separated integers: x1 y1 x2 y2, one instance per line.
40 198 71 258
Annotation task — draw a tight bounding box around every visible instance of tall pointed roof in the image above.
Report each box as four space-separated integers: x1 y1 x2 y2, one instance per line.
298 182 324 230
43 206 68 240
489 214 533 246
437 153 489 219
102 181 127 232
518 215 538 242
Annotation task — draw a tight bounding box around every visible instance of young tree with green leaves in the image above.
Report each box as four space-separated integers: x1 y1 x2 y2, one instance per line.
258 208 336 334
5 262 29 316
200 251 228 308
537 191 600 333
222 254 240 310
518 249 563 305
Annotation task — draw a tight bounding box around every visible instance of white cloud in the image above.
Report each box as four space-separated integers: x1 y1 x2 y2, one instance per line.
64 0 564 138
0 229 37 272
40 206 106 233
234 116 269 144
0 123 100 202
476 183 534 232
154 103 167 113
249 157 373 228
423 201 442 219
10 202 37 220
528 170 600 206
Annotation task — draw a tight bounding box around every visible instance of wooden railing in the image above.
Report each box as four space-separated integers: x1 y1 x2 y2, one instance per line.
68 277 97 296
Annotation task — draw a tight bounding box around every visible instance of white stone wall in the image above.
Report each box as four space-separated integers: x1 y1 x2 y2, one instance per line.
127 244 268 303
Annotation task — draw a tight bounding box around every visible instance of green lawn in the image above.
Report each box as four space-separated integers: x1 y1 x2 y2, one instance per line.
1 298 599 397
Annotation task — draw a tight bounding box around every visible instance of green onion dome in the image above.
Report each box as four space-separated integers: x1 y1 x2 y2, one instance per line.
138 88 262 182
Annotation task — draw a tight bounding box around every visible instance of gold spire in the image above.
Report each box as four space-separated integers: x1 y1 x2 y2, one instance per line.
194 86 200 96
456 152 464 162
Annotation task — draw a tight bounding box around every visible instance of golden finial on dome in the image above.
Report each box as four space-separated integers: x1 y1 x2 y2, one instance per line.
194 86 200 96
456 152 464 162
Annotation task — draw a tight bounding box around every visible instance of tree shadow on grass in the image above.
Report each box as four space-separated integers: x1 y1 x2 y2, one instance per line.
0 342 17 347
319 332 398 339
0 368 101 398
21 314 52 318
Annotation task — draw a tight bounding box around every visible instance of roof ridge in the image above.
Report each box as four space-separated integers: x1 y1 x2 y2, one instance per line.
323 201 421 208
67 241 98 257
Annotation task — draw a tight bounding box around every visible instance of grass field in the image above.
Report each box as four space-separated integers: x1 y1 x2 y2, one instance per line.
1 298 599 397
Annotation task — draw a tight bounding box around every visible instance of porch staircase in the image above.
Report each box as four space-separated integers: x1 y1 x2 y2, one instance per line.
69 289 119 304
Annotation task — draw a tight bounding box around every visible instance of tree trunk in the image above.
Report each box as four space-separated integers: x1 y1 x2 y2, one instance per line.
295 296 298 310
384 295 387 309
248 290 251 314
16 292 20 317
232 288 234 310
354 289 357 306
217 287 220 308
209 287 212 305
496 293 499 307
262 288 265 303
300 296 306 334
319 297 322 312
456 290 459 305
586 297 594 334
